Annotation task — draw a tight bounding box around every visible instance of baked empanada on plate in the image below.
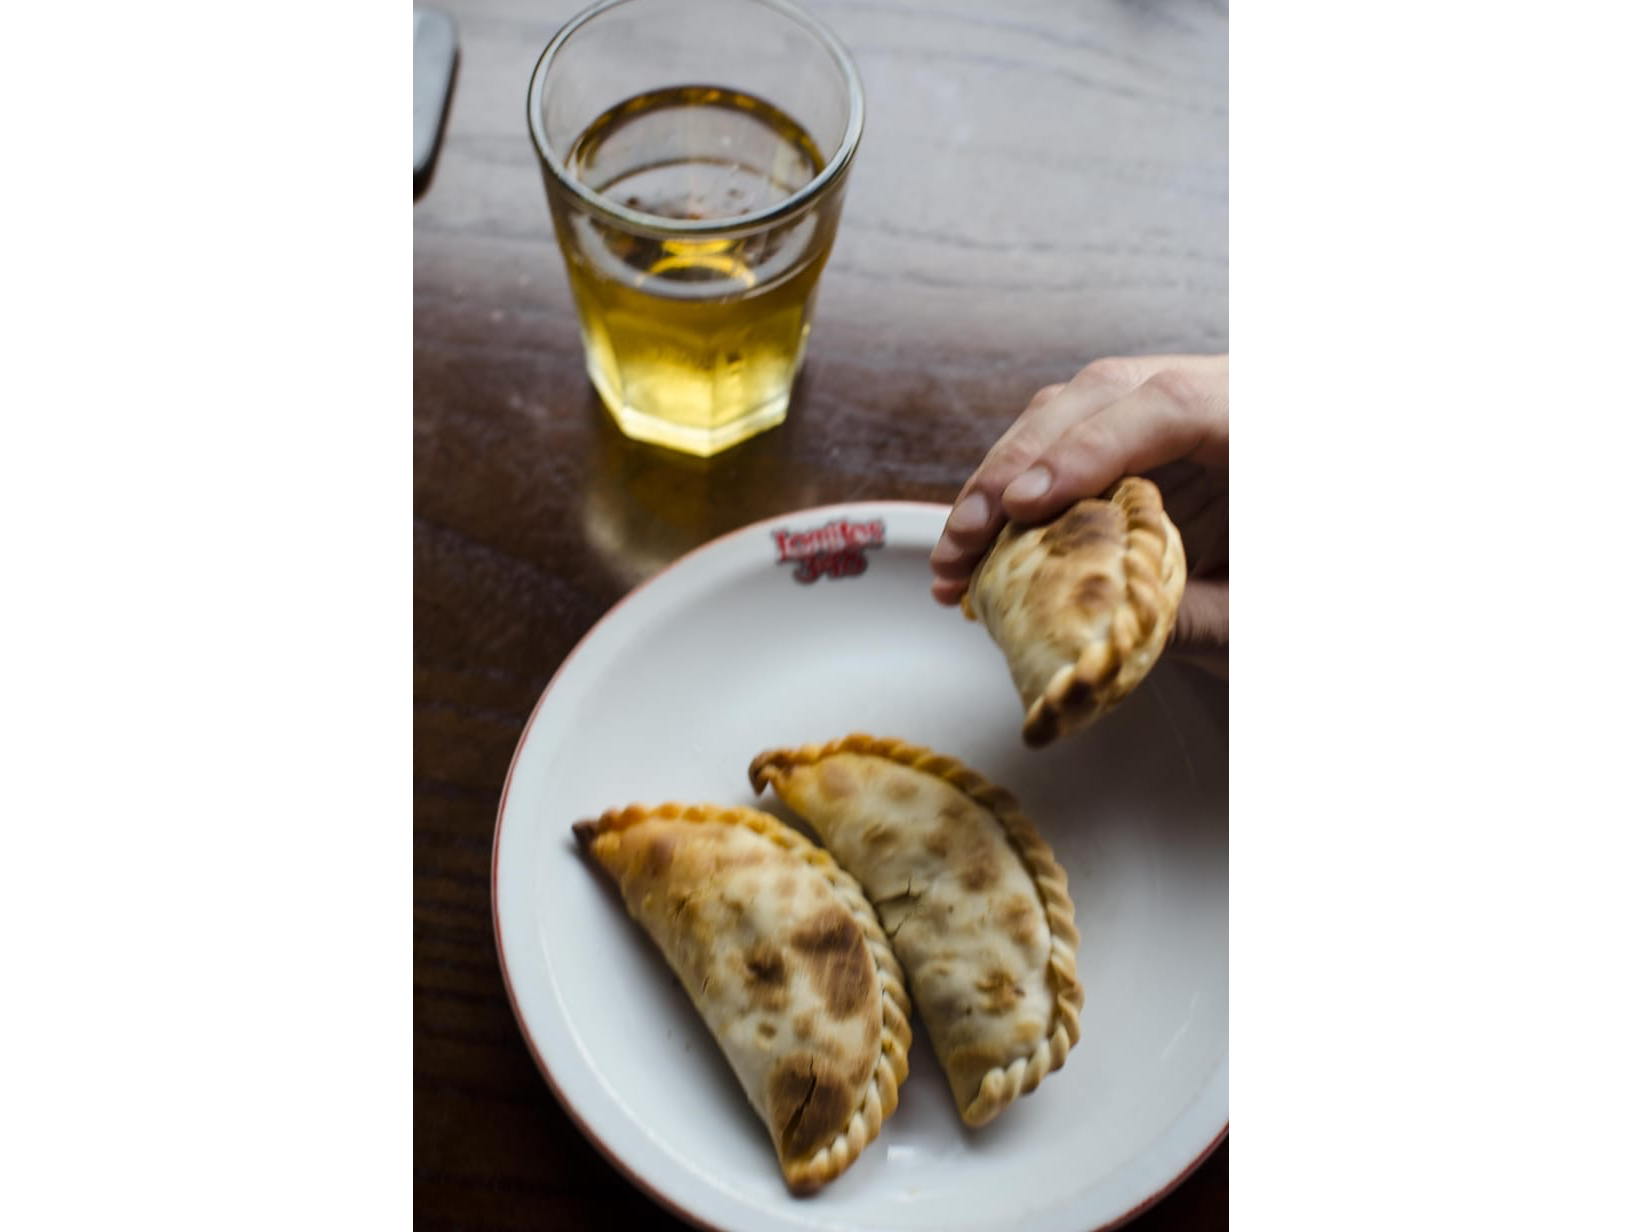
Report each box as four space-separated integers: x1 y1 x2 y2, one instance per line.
750 736 1082 1127
573 803 912 1194
962 476 1187 747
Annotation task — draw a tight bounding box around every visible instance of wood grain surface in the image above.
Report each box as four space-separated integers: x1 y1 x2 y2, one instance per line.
414 0 1227 1225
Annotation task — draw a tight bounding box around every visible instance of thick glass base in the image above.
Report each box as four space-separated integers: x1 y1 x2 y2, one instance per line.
588 361 790 458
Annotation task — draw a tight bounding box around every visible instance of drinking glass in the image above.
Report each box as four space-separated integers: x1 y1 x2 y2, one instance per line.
528 0 865 457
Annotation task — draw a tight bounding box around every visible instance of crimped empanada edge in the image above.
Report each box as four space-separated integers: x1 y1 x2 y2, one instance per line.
572 801 913 1194
747 736 1084 1128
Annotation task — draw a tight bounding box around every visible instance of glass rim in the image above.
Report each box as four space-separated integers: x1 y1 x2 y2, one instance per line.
526 0 865 238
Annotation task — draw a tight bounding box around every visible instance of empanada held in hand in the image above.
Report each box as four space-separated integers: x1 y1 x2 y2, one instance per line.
573 803 912 1194
962 477 1187 747
750 736 1082 1127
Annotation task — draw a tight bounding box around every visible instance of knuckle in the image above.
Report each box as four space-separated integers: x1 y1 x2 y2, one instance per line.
1066 418 1117 464
1143 367 1203 417
1072 357 1143 392
983 437 1042 478
1027 382 1066 410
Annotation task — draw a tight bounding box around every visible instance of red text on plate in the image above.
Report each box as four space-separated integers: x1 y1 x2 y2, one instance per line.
771 518 886 584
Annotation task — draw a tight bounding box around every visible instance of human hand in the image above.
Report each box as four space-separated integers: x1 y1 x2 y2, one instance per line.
930 354 1229 670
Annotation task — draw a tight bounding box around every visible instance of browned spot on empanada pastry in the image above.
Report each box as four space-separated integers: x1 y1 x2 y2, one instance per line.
573 803 911 1193
959 847 1001 892
793 907 876 1018
943 1041 1012 1104
975 969 1025 1014
737 943 790 1010
819 761 857 800
860 822 896 849
1012 1017 1048 1048
997 894 1041 946
1044 500 1123 553
769 1056 852 1162
886 775 920 803
1073 571 1121 612
642 832 675 878
742 943 787 987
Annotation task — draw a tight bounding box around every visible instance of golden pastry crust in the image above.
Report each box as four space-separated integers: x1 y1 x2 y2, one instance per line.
749 736 1082 1128
962 476 1187 747
574 803 912 1194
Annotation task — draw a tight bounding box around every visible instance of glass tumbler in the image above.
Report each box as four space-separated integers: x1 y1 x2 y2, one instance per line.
527 0 865 457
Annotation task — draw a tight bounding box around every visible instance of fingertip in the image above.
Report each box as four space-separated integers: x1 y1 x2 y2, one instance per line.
1002 466 1051 505
944 490 990 536
930 577 968 606
1000 465 1058 523
930 540 977 586
929 535 966 569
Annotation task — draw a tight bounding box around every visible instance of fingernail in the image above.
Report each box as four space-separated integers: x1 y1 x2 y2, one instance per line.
930 537 965 566
946 491 989 534
1004 466 1051 504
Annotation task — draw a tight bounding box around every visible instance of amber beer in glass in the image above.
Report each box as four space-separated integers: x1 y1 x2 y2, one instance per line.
528 0 865 457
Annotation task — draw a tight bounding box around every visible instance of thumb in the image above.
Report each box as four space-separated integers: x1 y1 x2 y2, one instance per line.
1166 578 1228 677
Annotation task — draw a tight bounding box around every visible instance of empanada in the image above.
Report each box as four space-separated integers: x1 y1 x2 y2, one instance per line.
573 803 912 1193
962 477 1186 747
749 736 1081 1127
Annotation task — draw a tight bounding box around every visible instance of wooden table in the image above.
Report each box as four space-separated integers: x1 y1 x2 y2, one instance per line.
414 0 1227 1225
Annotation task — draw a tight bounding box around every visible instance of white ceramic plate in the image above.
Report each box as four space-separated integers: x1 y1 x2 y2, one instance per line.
493 502 1227 1232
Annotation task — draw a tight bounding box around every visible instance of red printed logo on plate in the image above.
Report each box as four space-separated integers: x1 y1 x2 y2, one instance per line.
771 518 886 583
